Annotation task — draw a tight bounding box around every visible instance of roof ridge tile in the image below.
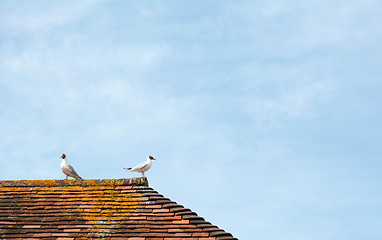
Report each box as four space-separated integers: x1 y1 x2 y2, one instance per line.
0 178 148 187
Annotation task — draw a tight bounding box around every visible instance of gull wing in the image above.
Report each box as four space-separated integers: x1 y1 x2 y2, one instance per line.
130 162 149 171
66 164 82 180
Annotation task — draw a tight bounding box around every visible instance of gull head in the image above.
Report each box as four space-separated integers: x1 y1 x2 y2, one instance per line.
148 156 156 161
60 153 66 159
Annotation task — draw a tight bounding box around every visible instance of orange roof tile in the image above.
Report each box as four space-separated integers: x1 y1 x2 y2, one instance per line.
0 178 236 239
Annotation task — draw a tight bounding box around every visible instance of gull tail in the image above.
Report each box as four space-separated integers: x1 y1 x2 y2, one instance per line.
124 168 132 171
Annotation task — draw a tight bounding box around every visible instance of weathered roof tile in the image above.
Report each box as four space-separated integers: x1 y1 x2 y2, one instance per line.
0 178 235 239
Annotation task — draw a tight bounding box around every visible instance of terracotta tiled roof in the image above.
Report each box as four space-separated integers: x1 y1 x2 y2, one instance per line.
0 178 236 239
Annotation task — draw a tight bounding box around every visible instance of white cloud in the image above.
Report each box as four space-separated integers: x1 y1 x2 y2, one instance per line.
0 1 101 33
247 80 332 122
1 1 382 240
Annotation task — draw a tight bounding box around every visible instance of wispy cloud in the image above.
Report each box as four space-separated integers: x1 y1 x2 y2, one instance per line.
0 1 101 33
1 1 382 240
245 73 332 123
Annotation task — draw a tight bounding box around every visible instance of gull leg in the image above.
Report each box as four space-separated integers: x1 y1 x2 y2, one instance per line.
142 172 145 177
66 175 68 180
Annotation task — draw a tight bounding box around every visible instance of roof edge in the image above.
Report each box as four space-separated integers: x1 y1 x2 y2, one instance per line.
142 189 237 240
0 178 148 187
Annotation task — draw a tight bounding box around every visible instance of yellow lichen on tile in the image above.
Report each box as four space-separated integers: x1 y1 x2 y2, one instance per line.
24 180 43 186
73 185 142 222
42 180 58 187
0 178 150 238
115 179 125 186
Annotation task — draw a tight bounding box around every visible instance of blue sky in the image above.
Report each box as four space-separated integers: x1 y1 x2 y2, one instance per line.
1 1 382 239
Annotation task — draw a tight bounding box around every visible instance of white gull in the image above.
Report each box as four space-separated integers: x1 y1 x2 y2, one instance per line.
60 153 82 180
124 156 156 177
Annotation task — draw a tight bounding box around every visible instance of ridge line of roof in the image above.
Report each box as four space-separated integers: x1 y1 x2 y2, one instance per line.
0 178 148 187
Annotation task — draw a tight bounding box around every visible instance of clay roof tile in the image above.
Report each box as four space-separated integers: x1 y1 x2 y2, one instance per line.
0 178 236 239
